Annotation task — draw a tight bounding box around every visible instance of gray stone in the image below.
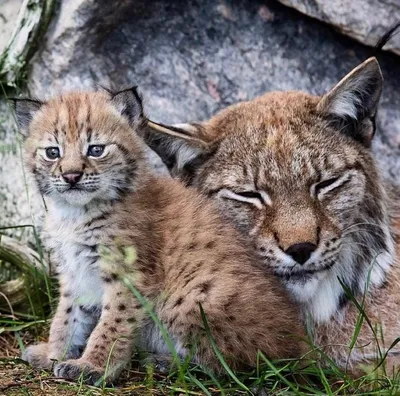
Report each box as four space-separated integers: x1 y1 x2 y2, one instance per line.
29 0 400 178
2 0 400 240
277 0 400 55
0 0 23 54
0 98 44 242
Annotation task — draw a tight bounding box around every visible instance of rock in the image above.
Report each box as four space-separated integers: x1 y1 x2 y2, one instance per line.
0 0 23 54
276 0 400 55
0 0 56 88
0 98 44 242
2 0 400 240
29 0 400 177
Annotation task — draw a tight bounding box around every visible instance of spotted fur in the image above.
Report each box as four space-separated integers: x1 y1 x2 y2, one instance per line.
142 58 400 374
14 89 306 384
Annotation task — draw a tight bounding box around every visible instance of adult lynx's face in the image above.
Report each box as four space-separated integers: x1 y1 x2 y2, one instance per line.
13 89 146 206
143 58 394 321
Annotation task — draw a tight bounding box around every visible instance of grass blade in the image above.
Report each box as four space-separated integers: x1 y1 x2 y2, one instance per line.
199 303 251 394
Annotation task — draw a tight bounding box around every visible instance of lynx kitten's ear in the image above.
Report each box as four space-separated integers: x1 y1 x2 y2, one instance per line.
143 121 214 183
318 57 383 147
12 98 44 137
110 87 144 127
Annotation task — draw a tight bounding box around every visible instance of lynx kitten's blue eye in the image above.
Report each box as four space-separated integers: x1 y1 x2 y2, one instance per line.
87 145 105 157
45 147 60 160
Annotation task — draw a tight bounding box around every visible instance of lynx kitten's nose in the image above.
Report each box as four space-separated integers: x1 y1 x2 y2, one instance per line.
285 242 317 265
62 172 83 185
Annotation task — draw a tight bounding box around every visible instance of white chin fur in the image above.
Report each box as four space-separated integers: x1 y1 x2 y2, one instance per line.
56 190 98 206
285 244 395 324
285 271 345 323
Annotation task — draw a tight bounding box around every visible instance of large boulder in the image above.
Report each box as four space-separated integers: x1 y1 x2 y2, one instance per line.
276 0 400 55
29 0 400 177
1 0 400 240
0 0 23 54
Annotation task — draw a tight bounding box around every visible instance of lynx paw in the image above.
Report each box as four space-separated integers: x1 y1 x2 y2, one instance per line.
54 359 105 385
21 343 53 370
142 353 173 373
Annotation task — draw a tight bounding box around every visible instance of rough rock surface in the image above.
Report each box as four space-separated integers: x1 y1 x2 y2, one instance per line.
0 99 44 241
277 0 400 55
0 0 23 54
1 0 400 238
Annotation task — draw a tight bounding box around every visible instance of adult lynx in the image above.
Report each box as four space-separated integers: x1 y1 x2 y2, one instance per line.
142 57 400 374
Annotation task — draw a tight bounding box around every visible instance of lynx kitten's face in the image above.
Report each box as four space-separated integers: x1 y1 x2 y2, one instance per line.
143 58 394 320
19 91 145 206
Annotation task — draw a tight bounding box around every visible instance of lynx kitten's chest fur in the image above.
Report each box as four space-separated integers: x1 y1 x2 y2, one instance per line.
143 57 400 374
15 89 305 384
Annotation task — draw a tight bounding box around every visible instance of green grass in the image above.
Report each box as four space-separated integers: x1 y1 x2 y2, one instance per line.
2 239 400 395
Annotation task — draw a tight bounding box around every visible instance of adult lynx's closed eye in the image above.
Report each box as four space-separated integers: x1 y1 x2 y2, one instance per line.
314 177 340 194
218 189 271 210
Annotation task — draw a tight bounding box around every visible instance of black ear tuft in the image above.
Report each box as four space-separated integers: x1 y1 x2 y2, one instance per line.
110 86 144 127
375 21 400 52
11 98 44 137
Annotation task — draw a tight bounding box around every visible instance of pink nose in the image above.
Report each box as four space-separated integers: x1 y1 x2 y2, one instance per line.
62 172 83 185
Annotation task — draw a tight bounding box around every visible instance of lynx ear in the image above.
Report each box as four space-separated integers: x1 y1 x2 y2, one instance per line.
317 57 383 147
110 87 144 127
11 98 44 137
143 121 215 184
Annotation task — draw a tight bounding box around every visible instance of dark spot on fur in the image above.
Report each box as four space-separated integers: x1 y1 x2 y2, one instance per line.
188 242 198 250
127 317 136 323
104 304 110 310
173 297 184 308
101 334 107 340
109 326 117 333
102 276 112 283
176 265 188 279
66 306 72 314
198 281 211 294
182 274 196 288
115 318 122 323
380 279 390 289
64 320 68 325
118 304 126 311
205 241 215 249
168 314 178 327
213 325 222 333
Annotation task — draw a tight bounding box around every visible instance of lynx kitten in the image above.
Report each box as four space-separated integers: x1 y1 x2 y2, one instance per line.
14 88 305 384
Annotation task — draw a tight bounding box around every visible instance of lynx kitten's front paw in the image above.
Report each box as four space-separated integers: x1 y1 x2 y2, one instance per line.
22 343 53 370
54 359 105 385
